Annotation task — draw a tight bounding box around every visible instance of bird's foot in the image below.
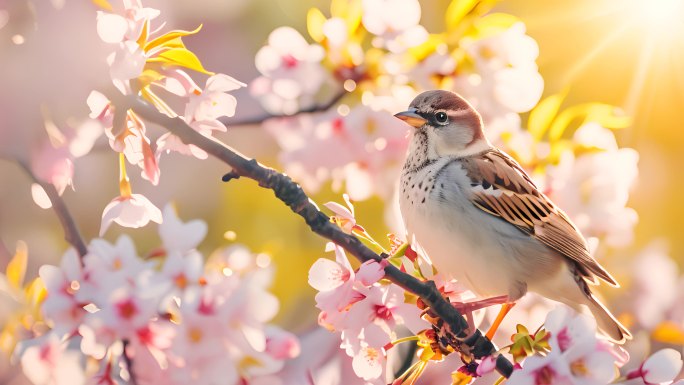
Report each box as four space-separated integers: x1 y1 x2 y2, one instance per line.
451 295 509 333
485 302 516 340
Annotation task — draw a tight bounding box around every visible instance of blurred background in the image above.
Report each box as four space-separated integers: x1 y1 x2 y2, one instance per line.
0 0 683 339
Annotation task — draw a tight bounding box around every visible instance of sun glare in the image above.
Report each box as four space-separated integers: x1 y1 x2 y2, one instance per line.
629 0 684 30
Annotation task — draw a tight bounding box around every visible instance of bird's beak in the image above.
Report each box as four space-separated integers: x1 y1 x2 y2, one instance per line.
394 109 427 128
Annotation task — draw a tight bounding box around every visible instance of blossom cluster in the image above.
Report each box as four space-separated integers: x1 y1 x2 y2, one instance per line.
250 0 543 200
308 242 425 383
27 0 246 236
312 196 684 385
508 308 683 385
13 205 298 385
254 0 639 248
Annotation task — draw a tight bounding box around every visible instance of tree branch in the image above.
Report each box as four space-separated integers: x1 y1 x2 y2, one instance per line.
114 94 514 378
221 89 348 127
17 161 88 260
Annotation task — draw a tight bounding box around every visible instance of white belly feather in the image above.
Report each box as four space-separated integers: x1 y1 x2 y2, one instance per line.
399 160 521 298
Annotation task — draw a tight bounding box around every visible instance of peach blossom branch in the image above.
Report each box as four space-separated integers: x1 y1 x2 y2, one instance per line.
221 89 348 127
114 94 515 378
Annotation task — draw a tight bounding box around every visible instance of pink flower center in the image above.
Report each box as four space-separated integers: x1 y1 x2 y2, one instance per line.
39 344 55 364
281 54 298 69
116 298 138 320
534 365 556 385
198 297 215 315
332 118 345 135
137 326 154 346
330 265 351 283
374 305 393 321
556 328 572 352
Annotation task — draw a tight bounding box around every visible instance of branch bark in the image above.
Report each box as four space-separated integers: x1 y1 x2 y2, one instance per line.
221 89 348 127
115 94 514 378
18 161 88 260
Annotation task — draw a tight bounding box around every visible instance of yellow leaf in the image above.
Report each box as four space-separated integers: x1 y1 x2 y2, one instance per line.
445 0 479 30
330 0 348 18
548 103 632 142
148 48 214 75
25 278 47 306
91 0 113 11
472 12 520 38
137 19 149 47
137 68 164 89
144 25 203 52
652 321 684 345
476 12 519 30
408 33 447 62
307 8 327 43
585 105 632 129
451 371 474 385
528 91 567 140
345 0 363 33
7 241 27 290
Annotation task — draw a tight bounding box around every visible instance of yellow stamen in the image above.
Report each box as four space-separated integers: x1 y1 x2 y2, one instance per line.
119 153 132 198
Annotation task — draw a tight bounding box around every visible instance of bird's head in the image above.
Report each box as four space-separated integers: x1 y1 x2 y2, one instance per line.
395 90 491 160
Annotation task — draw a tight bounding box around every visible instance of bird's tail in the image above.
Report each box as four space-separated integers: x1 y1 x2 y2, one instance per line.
586 294 632 344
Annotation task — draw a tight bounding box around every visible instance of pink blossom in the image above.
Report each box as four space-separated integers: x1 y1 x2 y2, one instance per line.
626 349 683 385
100 193 163 235
156 74 243 159
345 284 426 337
264 326 301 360
107 40 147 94
265 106 408 200
17 333 85 385
355 260 386 286
352 344 384 381
309 244 365 328
88 286 159 341
158 204 208 254
361 0 421 36
87 90 114 128
39 249 86 336
324 194 358 234
508 307 620 385
185 73 244 122
31 141 74 196
251 26 328 115
453 23 543 124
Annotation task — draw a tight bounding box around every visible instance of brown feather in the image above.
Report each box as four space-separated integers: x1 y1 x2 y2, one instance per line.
461 149 619 287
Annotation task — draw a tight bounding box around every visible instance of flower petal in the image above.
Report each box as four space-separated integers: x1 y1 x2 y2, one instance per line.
308 258 349 292
642 348 683 384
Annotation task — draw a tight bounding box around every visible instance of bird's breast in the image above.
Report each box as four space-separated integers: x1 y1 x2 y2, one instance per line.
398 159 517 297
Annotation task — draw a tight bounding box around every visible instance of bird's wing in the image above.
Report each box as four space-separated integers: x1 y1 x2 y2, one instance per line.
459 149 618 286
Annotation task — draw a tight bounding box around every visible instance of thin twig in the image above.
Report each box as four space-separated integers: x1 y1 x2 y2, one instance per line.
114 94 514 378
122 340 138 385
17 160 88 260
221 89 348 127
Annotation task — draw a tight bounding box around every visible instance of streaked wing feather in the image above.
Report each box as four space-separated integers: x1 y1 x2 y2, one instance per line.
461 149 617 286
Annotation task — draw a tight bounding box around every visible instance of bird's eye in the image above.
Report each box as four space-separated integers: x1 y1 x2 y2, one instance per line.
435 111 449 124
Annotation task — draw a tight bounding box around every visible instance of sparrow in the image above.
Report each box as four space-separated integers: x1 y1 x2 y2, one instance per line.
394 90 631 343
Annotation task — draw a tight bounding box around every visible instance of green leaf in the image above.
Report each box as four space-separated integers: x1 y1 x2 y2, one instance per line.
528 91 567 140
148 48 214 75
307 8 327 43
445 0 479 30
